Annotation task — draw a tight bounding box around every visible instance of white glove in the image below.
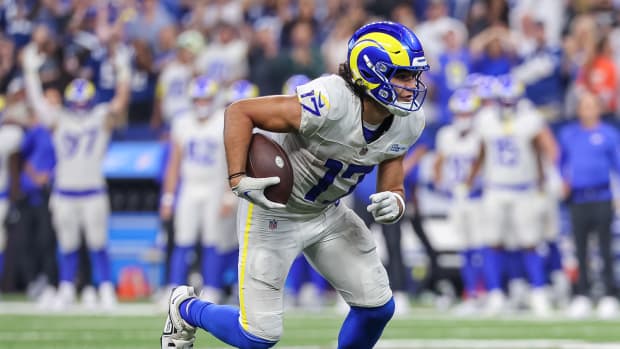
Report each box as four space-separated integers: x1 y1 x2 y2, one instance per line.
366 191 405 224
231 176 286 210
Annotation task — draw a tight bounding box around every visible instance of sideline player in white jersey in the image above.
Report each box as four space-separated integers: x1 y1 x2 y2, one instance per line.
433 88 484 315
465 74 557 316
160 21 428 349
160 76 238 304
0 96 25 290
152 30 205 128
22 42 130 310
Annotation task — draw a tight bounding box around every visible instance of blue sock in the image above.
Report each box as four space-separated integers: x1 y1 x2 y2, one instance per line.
202 246 222 289
523 249 546 288
59 251 78 282
90 249 111 285
460 250 477 297
481 247 502 291
169 246 192 285
472 248 485 291
222 249 239 286
179 299 276 349
0 252 4 280
287 256 307 296
546 241 563 273
338 297 395 349
505 250 525 281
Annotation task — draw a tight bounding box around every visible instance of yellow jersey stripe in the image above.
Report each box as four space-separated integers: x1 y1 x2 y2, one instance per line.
239 203 254 330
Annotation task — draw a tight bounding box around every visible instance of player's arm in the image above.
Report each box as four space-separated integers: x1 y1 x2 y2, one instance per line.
366 155 406 224
106 46 131 130
160 140 182 220
224 95 301 186
465 143 485 189
22 44 57 127
433 152 444 186
535 126 559 164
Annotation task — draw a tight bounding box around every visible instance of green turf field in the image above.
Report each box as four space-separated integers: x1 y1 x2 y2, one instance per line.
2 305 620 349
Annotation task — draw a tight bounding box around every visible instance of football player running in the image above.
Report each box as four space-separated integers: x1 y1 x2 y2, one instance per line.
22 42 130 310
160 21 429 348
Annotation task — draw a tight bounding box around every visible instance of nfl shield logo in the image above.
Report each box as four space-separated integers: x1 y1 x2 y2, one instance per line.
268 219 278 230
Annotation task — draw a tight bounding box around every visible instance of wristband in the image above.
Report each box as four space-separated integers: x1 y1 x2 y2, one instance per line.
228 172 246 180
393 192 406 222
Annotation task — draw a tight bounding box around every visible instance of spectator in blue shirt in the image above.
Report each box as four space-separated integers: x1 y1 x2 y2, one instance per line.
559 91 620 318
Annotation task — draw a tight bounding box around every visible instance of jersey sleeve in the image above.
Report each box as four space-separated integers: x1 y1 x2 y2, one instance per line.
295 75 346 138
170 117 186 143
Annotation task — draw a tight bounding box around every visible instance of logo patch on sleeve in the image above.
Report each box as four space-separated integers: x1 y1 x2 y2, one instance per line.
388 143 408 153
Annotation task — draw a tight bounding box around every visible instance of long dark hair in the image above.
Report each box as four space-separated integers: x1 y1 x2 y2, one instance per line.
338 62 367 99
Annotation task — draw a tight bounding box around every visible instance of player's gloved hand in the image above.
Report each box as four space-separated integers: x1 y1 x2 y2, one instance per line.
232 176 287 210
367 191 405 224
22 44 45 72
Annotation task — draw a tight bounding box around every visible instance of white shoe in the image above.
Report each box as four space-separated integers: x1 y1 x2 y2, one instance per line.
99 282 118 310
199 286 223 304
37 285 57 310
81 285 99 310
596 296 619 319
392 291 410 316
161 285 197 349
508 278 530 311
529 287 552 318
452 298 479 317
157 285 175 312
566 295 593 319
550 271 571 309
483 290 506 316
161 314 195 349
53 282 76 311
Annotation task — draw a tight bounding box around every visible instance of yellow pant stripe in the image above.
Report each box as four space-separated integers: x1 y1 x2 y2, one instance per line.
238 202 254 330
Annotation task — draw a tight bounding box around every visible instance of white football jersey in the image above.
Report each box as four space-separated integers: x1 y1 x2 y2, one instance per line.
53 105 111 190
475 100 543 187
282 75 426 215
157 61 193 123
436 124 481 191
172 109 228 195
0 124 24 194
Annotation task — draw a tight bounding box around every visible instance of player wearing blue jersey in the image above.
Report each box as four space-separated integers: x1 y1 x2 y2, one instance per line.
160 21 429 348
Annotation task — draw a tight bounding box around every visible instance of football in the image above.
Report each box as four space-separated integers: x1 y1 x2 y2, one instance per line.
246 132 294 204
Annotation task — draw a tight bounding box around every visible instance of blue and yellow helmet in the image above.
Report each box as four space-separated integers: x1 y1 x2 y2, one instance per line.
64 78 96 111
227 79 259 104
347 21 429 116
495 74 524 105
464 74 497 100
188 75 219 100
449 88 481 114
282 74 311 95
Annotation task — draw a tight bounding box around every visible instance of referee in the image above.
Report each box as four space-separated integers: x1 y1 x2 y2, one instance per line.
559 91 620 319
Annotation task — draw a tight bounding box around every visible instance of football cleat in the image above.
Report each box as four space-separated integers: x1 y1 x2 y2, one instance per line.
161 286 197 348
161 314 195 349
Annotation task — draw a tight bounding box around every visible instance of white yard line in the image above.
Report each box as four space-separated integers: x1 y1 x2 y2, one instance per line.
376 339 620 349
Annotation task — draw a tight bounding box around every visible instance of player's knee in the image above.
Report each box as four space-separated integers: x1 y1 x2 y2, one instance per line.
239 326 279 349
350 297 395 326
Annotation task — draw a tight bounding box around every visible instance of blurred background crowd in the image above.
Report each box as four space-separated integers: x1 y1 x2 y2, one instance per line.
2 0 620 319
